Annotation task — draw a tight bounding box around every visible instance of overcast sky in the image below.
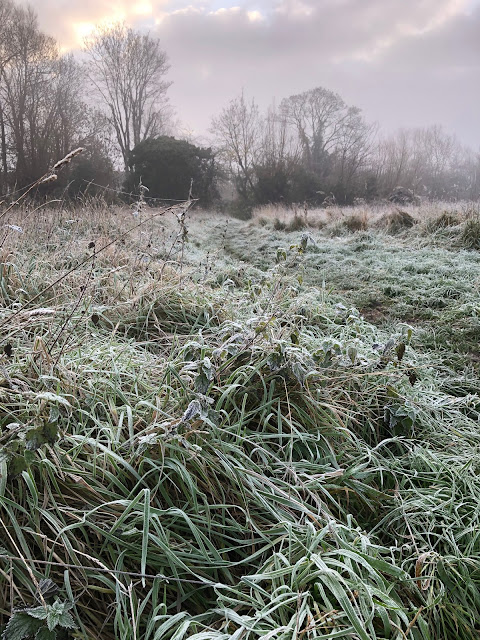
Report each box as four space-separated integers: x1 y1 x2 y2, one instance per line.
33 0 480 148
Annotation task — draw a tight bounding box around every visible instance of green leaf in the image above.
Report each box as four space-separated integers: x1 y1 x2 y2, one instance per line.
55 610 75 630
2 612 42 640
45 601 76 632
22 607 48 621
25 423 58 451
23 450 36 465
34 629 56 640
7 454 27 478
347 345 357 364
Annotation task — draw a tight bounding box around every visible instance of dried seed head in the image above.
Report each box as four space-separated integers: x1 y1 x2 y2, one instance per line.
40 174 57 184
52 147 84 170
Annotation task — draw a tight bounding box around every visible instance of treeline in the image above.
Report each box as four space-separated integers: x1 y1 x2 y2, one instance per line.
211 91 480 208
0 0 479 207
0 0 172 199
0 1 113 195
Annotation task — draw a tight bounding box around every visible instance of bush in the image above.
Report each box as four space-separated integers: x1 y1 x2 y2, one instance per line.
388 186 419 205
125 136 218 206
224 198 254 220
66 148 117 201
286 165 325 205
254 164 290 204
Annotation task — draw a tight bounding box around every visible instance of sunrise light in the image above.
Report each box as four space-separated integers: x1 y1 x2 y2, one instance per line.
133 1 153 16
72 21 96 43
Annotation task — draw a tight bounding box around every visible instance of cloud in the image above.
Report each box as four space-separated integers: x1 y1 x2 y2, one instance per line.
34 0 480 147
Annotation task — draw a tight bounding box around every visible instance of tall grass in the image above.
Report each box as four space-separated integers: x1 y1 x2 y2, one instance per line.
0 203 480 638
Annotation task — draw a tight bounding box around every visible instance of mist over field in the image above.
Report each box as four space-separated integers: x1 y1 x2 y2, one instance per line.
1 2 480 639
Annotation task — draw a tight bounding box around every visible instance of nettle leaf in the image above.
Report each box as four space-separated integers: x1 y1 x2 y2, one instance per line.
137 432 161 454
347 345 358 364
34 629 56 640
25 423 58 451
2 612 43 640
21 606 48 621
194 372 209 395
48 405 60 424
199 407 220 429
37 579 59 601
267 350 284 372
23 450 36 465
7 454 28 478
384 403 417 434
289 361 308 387
45 601 75 632
194 358 215 394
182 340 204 362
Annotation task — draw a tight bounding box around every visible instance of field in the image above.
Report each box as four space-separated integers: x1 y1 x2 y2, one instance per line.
1 200 480 639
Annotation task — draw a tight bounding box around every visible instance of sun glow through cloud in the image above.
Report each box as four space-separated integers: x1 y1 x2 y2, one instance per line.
247 10 264 22
71 9 128 46
72 21 96 42
133 1 153 15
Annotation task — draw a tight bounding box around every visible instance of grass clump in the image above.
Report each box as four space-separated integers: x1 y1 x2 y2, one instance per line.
426 210 460 232
377 209 416 234
273 217 286 231
285 213 306 232
343 212 368 232
460 217 480 249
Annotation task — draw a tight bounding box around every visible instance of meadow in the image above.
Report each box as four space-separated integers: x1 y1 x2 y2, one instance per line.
1 199 480 639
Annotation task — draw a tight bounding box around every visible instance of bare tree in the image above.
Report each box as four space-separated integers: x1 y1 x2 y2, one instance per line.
0 4 100 190
0 0 19 186
330 107 377 199
0 6 59 184
211 92 262 200
0 0 17 71
371 125 478 200
84 23 172 172
261 102 301 171
280 87 351 174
